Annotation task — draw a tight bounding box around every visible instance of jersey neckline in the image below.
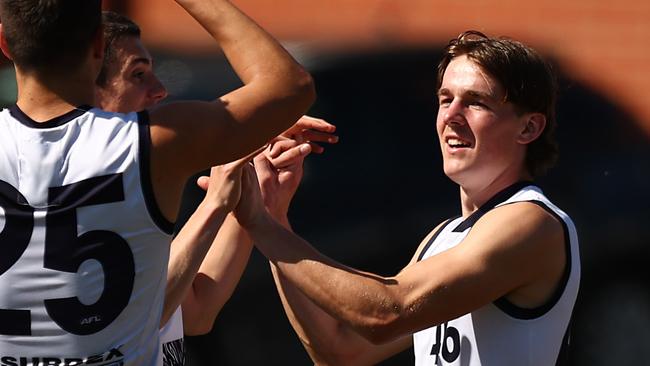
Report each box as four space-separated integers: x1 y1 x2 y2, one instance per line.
8 104 93 129
452 180 535 232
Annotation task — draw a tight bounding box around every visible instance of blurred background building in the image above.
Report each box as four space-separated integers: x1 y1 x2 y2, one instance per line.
2 1 649 364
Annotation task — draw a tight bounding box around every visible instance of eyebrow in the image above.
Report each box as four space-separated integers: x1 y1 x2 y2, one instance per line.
126 57 152 68
437 88 495 101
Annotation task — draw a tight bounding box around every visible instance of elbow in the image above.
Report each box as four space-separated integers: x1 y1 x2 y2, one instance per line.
290 67 316 111
183 314 217 336
356 310 406 346
182 302 221 336
361 324 401 346
302 321 377 366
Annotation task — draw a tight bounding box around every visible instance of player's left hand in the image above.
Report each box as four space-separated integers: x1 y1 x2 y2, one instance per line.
254 137 310 218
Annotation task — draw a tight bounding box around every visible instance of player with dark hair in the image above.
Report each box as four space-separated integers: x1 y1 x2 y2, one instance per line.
0 0 314 363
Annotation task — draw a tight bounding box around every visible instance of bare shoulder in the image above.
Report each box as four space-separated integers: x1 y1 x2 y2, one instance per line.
471 201 564 251
463 201 566 300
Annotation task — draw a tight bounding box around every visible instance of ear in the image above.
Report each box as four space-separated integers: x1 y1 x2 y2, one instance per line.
517 113 546 145
0 24 14 61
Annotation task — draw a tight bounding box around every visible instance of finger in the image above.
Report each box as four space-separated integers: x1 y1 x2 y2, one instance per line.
297 116 336 132
270 143 311 168
269 135 291 144
242 162 260 190
283 115 336 136
196 175 210 191
268 139 301 158
307 142 325 154
253 150 275 181
301 130 339 145
228 144 269 169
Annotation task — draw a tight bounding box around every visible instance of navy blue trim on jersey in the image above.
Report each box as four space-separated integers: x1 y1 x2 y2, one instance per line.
555 315 574 366
8 104 92 129
493 200 573 320
452 181 534 232
137 110 174 235
416 217 459 262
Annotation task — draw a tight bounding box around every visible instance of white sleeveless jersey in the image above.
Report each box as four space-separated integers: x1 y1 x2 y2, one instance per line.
0 105 173 365
413 183 580 366
159 307 185 365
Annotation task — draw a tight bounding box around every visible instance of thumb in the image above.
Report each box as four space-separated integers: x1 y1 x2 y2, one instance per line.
253 151 275 184
196 175 210 191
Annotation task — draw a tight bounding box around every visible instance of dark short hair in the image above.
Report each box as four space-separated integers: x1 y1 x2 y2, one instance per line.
96 10 141 87
0 0 102 73
437 30 559 177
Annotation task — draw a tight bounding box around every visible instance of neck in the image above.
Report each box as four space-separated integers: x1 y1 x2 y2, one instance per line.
458 169 532 217
14 67 96 122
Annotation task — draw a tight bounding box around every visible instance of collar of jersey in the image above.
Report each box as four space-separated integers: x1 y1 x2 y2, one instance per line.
9 104 93 129
452 180 535 232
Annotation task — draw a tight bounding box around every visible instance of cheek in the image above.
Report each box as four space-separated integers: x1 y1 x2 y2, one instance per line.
476 123 519 159
435 115 445 139
120 83 149 102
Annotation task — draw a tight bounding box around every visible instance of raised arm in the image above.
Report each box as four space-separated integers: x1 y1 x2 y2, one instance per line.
179 214 253 335
170 116 338 335
162 152 258 326
149 0 316 221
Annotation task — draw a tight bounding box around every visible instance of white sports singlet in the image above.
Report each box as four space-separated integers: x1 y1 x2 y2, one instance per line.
0 105 173 365
413 182 580 366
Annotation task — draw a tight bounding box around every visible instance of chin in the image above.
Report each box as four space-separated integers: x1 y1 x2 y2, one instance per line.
443 165 483 189
442 165 464 184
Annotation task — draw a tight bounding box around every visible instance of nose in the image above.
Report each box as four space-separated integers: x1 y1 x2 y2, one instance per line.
441 99 466 126
149 76 168 104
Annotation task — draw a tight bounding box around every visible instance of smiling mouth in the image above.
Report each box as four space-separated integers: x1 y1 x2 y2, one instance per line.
446 138 471 148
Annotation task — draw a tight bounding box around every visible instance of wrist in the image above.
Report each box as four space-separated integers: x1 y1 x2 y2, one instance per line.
267 205 289 219
196 198 230 222
243 209 274 233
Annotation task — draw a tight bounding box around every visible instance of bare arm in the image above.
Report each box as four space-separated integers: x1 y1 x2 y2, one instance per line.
237 174 567 346
268 219 420 365
179 213 253 335
272 262 413 366
173 116 338 335
162 154 254 327
149 0 316 221
252 145 417 365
